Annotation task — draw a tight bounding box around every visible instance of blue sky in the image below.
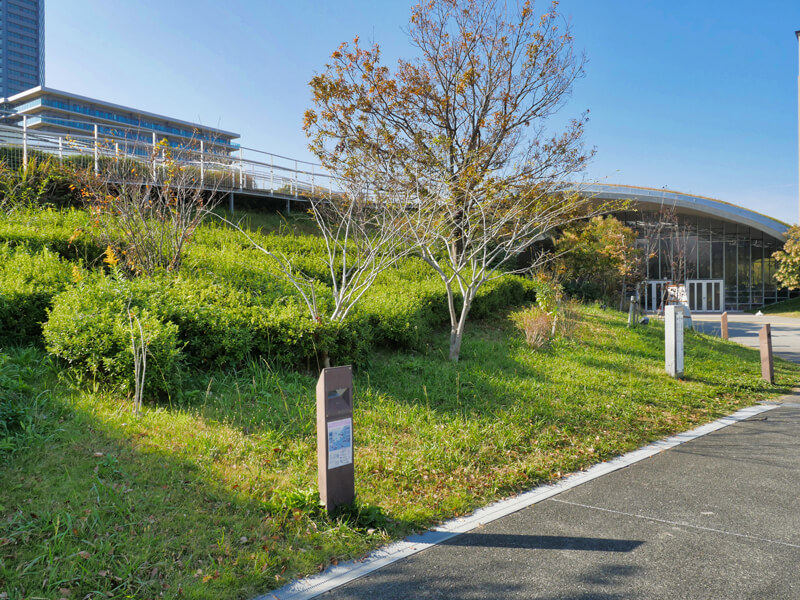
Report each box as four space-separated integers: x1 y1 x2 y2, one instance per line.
46 1 800 223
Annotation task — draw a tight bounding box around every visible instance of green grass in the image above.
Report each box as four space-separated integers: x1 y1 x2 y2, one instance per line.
2 306 798 600
753 295 800 318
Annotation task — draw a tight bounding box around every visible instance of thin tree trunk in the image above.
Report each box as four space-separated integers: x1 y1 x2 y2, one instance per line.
449 327 464 362
449 297 472 362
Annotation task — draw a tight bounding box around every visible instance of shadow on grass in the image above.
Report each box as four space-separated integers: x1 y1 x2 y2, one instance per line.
0 388 407 600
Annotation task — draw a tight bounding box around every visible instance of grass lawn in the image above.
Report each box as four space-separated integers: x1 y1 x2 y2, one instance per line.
2 306 798 600
753 296 800 318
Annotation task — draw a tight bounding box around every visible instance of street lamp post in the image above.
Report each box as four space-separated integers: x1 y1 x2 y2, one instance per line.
796 31 800 223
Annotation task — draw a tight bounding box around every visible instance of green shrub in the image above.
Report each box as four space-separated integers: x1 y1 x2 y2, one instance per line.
361 278 444 348
361 259 536 348
0 208 104 263
251 300 365 370
0 244 78 345
156 277 260 369
0 157 81 211
43 276 182 397
0 146 52 171
470 275 537 319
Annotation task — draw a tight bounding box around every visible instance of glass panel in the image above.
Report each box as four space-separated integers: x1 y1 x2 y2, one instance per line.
647 246 659 280
696 217 711 240
660 238 672 281
712 241 724 279
738 240 750 306
685 236 698 280
763 238 777 304
725 241 737 286
698 241 711 279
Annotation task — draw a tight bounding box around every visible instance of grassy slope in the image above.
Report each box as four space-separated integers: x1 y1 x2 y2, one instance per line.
2 307 798 600
755 296 800 318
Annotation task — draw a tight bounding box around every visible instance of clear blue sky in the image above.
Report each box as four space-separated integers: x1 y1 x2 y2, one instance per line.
46 0 800 223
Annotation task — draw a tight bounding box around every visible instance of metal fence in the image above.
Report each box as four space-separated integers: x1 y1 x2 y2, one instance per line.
0 115 339 202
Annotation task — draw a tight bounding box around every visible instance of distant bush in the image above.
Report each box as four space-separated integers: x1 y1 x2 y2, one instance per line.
0 208 104 263
0 157 81 211
0 244 77 345
470 276 537 319
361 259 536 348
361 279 445 348
43 276 183 397
0 146 52 171
510 305 552 349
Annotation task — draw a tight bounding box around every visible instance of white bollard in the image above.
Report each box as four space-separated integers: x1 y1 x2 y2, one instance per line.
665 305 684 378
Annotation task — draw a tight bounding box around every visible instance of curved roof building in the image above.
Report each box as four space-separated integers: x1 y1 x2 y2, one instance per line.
582 183 794 312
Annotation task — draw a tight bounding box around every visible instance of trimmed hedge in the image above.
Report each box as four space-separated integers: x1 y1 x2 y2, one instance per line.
43 276 183 397
0 244 77 345
0 209 104 263
0 207 542 397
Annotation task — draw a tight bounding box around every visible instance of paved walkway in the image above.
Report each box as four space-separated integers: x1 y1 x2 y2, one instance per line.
269 312 800 600
319 402 800 599
692 313 800 362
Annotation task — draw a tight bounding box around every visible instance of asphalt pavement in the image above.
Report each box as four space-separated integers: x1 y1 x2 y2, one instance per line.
269 312 800 600
692 313 800 362
319 402 800 599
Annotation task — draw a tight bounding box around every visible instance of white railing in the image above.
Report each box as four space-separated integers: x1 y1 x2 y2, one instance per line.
0 113 340 203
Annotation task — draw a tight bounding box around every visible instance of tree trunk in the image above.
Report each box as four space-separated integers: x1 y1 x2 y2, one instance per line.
320 349 331 370
449 326 463 362
448 298 472 362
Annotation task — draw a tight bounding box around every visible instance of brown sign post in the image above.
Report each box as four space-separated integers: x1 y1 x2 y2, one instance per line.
720 311 728 340
759 324 774 384
316 366 355 513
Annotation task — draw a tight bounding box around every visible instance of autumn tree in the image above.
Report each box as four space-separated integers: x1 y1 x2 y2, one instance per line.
772 225 800 290
555 215 639 305
305 0 607 361
221 168 410 368
80 140 223 276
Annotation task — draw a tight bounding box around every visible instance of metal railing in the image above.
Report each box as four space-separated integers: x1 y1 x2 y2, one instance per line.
0 111 340 203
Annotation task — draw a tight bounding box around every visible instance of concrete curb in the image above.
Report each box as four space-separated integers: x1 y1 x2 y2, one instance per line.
258 402 782 600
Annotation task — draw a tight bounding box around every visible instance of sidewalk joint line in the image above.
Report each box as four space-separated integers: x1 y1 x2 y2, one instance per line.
550 498 800 549
259 402 783 600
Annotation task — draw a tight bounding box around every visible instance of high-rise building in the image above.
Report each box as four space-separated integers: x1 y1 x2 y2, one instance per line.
0 0 45 98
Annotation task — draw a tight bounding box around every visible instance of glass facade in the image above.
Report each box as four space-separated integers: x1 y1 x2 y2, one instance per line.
0 0 44 97
615 210 794 311
14 97 238 147
6 90 240 157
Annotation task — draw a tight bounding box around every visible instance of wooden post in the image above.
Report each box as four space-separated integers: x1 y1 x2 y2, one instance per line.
721 311 728 340
759 324 774 384
317 366 355 513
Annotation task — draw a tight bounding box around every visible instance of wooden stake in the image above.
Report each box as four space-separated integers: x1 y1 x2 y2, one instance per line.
759 324 774 384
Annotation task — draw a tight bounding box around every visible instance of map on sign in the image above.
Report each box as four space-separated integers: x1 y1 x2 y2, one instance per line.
327 418 352 469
